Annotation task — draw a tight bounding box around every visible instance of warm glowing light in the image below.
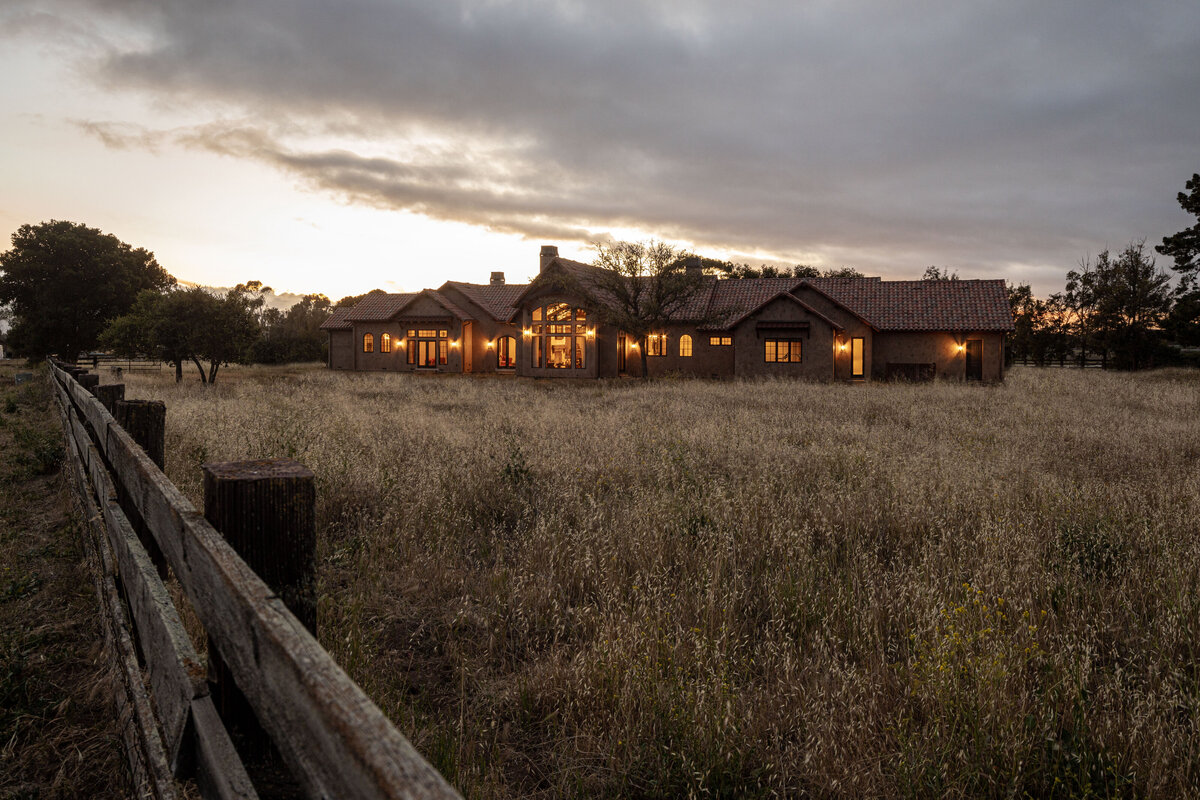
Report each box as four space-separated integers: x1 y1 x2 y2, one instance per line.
485 340 494 349
956 343 965 353
586 328 595 338
523 328 532 337
838 342 848 352
630 342 639 349
450 340 460 349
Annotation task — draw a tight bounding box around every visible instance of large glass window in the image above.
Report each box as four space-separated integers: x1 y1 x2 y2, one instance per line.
852 337 864 376
497 336 516 368
679 335 693 357
381 333 391 353
765 339 802 363
529 304 587 369
363 333 373 353
648 334 667 357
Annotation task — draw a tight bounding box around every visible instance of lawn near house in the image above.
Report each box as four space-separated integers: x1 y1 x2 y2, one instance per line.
119 364 1200 798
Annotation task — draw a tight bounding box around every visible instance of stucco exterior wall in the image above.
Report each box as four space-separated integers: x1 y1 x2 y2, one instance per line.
328 330 353 370
727 296 836 380
872 331 1006 381
352 318 464 373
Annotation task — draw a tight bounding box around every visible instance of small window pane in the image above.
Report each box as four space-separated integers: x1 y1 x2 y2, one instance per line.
439 330 447 338
439 340 448 364
765 340 776 362
407 329 415 337
532 306 543 321
381 333 391 353
363 333 373 353
575 336 585 368
679 335 692 357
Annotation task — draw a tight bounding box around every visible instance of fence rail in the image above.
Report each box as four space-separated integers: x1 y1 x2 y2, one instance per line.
47 360 460 800
74 352 163 372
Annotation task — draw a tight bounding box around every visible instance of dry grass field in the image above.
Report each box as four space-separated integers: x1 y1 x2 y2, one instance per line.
119 364 1200 799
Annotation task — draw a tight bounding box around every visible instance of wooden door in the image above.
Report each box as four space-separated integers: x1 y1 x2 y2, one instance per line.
617 334 627 374
965 339 983 381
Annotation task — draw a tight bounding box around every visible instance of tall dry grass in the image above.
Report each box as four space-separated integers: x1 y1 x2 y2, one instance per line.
121 364 1200 798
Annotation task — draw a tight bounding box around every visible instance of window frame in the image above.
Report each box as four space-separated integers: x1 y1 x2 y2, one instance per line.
679 334 693 357
381 333 391 353
851 337 864 377
497 335 517 368
764 338 802 363
708 336 732 347
363 333 374 353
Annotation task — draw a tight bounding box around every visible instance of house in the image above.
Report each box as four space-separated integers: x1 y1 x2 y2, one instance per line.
324 245 1014 381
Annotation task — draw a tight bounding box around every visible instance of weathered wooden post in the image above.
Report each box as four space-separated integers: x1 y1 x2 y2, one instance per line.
201 458 317 632
78 373 100 391
92 383 125 414
201 458 316 771
115 400 166 470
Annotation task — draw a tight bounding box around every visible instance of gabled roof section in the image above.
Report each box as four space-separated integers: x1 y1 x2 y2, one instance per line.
392 289 472 320
703 278 803 328
441 281 529 322
318 307 353 331
344 293 418 322
814 279 1015 331
715 290 847 332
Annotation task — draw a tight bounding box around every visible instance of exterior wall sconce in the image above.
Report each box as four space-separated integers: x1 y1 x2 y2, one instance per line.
485 340 494 349
450 340 460 349
586 328 595 338
956 342 965 353
630 341 639 349
522 328 532 337
838 341 848 353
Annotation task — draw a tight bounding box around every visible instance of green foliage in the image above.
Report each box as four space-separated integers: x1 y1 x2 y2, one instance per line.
101 283 264 383
249 293 332 364
1156 172 1200 291
0 220 175 360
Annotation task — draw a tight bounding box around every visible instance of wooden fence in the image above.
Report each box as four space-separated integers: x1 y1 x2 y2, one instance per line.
74 352 164 373
47 359 460 800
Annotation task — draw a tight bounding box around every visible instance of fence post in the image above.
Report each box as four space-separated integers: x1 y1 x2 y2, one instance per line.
115 400 166 470
201 458 317 760
78 373 100 391
93 383 125 414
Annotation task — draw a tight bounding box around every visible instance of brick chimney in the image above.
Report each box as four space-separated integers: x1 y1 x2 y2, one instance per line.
682 256 703 275
490 271 505 285
539 245 559 272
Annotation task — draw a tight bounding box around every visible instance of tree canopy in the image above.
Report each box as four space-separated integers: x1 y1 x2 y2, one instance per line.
101 283 264 383
0 220 175 360
1156 173 1200 291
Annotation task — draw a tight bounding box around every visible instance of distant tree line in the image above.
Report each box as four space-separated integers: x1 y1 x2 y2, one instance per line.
1002 174 1200 370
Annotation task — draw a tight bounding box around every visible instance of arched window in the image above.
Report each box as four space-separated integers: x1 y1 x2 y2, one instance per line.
363 333 374 353
381 333 391 353
679 334 693 357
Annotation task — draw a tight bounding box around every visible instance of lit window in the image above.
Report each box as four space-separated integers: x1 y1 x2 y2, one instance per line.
530 304 588 368
648 334 667 357
381 333 391 353
438 330 448 338
497 336 517 368
765 339 802 363
407 340 415 365
852 338 864 376
439 340 448 365
418 329 437 338
679 335 692 357
407 329 415 338
363 333 374 353
709 336 732 346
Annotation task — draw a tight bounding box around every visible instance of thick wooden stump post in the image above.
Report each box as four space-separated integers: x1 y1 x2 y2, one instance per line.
93 383 125 414
115 400 166 469
78 373 100 391
201 459 317 633
201 458 316 776
114 399 168 579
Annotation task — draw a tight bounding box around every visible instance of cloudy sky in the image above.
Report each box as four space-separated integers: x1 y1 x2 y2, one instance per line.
2 0 1198 300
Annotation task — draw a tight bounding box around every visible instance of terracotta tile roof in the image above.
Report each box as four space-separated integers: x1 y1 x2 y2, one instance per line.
442 281 529 322
517 261 1015 333
318 307 353 330
344 293 418 322
812 278 1015 331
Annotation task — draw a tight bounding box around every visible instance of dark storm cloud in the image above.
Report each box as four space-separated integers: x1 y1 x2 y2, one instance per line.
24 0 1200 289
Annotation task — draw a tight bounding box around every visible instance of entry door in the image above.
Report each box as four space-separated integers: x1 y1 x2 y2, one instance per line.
965 339 983 381
617 334 627 373
463 321 473 373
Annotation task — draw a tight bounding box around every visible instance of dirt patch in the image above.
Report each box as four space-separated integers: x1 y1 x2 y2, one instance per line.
0 361 131 798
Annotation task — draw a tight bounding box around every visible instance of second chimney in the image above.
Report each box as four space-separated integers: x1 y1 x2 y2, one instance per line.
539 245 559 272
490 271 505 285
